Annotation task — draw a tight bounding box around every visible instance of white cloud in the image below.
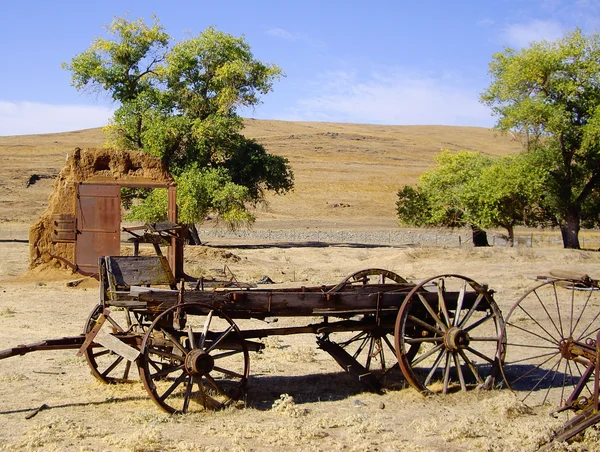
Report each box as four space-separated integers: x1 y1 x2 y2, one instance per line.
502 19 564 48
282 70 493 127
265 28 298 40
0 101 113 136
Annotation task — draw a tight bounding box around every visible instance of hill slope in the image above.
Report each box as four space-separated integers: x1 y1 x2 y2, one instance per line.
0 120 522 228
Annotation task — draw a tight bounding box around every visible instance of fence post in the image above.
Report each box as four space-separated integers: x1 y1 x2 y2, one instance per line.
459 236 462 247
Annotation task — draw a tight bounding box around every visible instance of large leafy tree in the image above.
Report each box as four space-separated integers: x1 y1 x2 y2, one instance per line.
64 17 293 240
481 29 600 249
465 151 550 245
396 150 548 246
396 151 494 246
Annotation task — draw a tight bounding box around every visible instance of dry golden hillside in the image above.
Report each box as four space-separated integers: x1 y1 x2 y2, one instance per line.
0 120 522 228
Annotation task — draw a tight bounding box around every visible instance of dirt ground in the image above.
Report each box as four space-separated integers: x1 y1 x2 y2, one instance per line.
0 122 597 450
1 230 600 451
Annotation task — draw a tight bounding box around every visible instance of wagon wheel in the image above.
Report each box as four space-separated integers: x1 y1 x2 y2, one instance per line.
139 303 249 414
327 268 408 292
83 304 142 384
500 278 600 407
395 274 503 395
322 269 413 380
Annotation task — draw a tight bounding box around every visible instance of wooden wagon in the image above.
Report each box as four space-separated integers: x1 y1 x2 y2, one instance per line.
2 255 598 447
1 255 505 414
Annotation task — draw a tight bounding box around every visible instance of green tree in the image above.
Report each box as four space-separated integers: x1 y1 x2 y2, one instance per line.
396 150 549 246
465 151 550 245
64 17 293 240
481 29 600 248
396 151 494 246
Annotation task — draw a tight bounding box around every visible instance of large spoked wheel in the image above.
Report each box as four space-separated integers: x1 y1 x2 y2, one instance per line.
327 268 408 292
139 303 249 414
395 274 504 395
83 304 141 384
500 279 600 407
322 324 400 378
323 269 413 380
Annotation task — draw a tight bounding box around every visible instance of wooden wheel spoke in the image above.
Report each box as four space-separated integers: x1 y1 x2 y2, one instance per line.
453 352 467 392
453 282 467 326
464 346 495 364
365 337 375 370
151 364 185 380
213 365 244 379
442 352 452 393
458 349 483 384
458 293 484 329
204 373 233 401
182 376 195 413
206 325 235 353
158 372 188 402
381 334 396 356
199 310 214 350
507 350 560 366
147 346 185 362
417 293 447 332
411 343 444 367
407 315 444 336
198 379 224 410
122 360 132 380
351 336 371 360
212 349 245 360
101 355 124 377
462 308 493 333
468 336 500 342
160 329 188 355
405 337 443 344
340 331 368 348
92 349 111 358
437 286 452 327
423 349 446 386
105 315 125 333
187 324 196 350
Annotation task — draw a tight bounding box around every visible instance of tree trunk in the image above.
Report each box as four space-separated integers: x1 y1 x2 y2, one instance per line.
187 224 202 245
505 224 514 247
560 210 581 249
471 225 489 247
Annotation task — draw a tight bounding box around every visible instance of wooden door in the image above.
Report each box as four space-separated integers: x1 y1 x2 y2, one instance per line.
75 184 121 274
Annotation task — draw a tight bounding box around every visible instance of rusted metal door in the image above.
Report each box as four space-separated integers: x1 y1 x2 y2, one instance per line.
76 184 121 274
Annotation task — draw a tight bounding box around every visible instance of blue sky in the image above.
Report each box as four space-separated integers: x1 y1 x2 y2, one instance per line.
1 0 598 136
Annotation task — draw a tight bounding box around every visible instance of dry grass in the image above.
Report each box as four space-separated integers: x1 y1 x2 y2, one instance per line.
0 120 522 227
2 121 599 451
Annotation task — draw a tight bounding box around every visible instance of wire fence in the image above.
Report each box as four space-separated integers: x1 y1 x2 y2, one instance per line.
197 228 600 249
1 225 599 249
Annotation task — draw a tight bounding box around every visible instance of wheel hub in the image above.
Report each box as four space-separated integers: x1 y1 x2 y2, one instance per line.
185 349 215 376
444 327 470 351
558 338 575 360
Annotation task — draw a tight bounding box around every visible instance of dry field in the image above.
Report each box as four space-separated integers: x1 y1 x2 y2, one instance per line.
0 122 599 451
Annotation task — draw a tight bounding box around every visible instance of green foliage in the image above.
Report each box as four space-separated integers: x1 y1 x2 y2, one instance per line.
481 29 600 248
128 166 254 228
397 151 493 229
396 150 548 244
64 17 293 230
